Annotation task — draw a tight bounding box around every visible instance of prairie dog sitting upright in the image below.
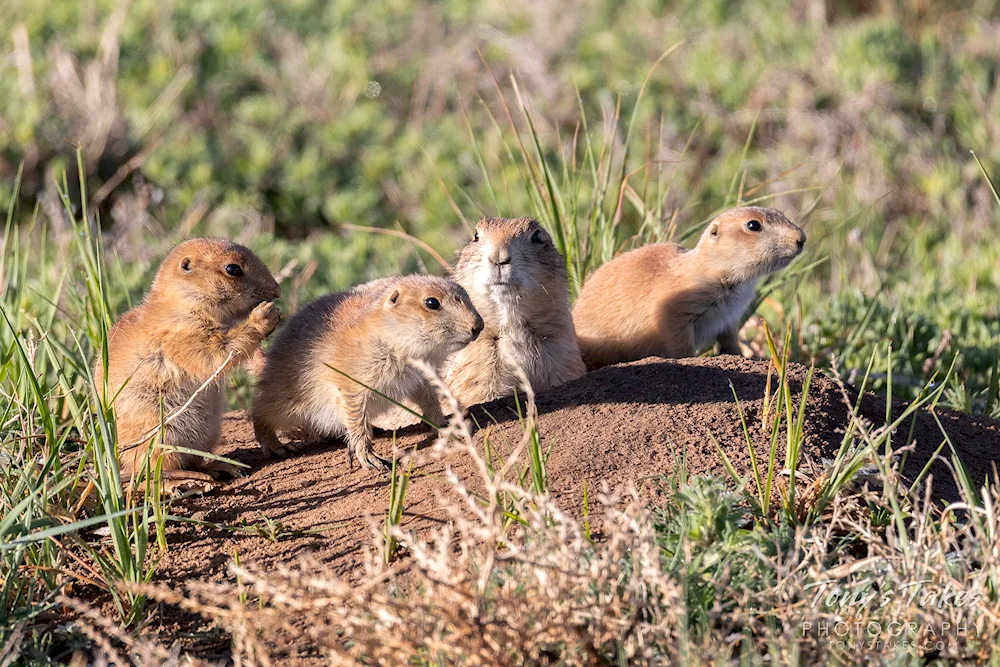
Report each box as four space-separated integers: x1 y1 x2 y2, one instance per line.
252 275 483 471
96 238 280 481
445 216 586 406
573 206 806 368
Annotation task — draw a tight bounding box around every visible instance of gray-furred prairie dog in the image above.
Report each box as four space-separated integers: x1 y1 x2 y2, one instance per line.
252 275 484 471
573 206 806 369
445 216 586 406
95 238 280 482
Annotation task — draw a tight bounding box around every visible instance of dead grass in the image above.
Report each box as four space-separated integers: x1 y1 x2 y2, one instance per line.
49 365 1000 665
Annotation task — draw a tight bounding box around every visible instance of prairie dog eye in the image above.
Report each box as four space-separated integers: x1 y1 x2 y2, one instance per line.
424 297 441 310
531 229 542 243
225 264 244 277
473 231 479 242
745 220 763 232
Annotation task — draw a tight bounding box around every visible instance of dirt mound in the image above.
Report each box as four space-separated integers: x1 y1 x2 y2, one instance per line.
149 356 1000 656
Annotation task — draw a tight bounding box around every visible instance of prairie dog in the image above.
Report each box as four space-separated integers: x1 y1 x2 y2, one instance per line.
95 238 280 479
252 275 483 471
573 206 806 368
445 217 586 406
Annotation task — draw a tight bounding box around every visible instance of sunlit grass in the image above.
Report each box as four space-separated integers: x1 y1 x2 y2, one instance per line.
2 27 1000 662
1 152 164 635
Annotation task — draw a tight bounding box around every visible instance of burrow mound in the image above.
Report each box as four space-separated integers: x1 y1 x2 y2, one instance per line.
159 355 999 582
148 356 1000 654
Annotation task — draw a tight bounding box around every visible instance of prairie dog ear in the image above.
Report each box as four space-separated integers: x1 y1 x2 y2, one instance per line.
386 288 401 308
180 257 193 272
708 222 720 239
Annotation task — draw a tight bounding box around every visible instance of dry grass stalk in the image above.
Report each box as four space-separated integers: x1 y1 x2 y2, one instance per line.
58 365 1000 664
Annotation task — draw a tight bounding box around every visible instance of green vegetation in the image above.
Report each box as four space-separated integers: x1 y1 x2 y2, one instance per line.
63 356 1000 664
4 0 1000 403
3 0 1000 662
1 178 158 667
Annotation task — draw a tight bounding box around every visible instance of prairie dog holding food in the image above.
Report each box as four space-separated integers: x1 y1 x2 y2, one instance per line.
573 206 806 368
95 238 280 481
252 275 483 471
445 216 586 406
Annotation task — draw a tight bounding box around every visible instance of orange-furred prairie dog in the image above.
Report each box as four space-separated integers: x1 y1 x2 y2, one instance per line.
573 206 806 368
95 238 280 480
252 275 483 471
445 216 586 406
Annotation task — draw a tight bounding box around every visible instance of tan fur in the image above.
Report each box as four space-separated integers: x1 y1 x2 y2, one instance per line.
252 275 483 471
445 217 586 406
573 206 806 368
95 238 280 478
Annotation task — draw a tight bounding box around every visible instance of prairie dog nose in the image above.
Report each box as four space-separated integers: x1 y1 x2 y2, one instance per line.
471 315 484 339
488 247 511 266
796 228 807 251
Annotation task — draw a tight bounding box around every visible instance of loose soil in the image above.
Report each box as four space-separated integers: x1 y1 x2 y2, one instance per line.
133 356 1000 658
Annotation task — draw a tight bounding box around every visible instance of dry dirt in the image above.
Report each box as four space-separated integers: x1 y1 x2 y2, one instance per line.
136 355 1000 658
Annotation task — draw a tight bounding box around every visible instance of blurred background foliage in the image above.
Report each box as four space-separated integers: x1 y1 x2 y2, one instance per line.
2 0 1000 407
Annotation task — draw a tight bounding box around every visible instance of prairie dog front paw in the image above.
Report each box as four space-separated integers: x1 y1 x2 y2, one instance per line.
248 301 280 340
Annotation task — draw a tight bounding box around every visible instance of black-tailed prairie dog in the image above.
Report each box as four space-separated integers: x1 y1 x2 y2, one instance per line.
573 206 806 368
252 275 483 471
95 238 280 482
445 216 586 406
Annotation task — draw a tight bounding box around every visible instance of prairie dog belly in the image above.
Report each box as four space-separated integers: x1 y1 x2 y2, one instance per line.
497 326 542 384
306 366 429 435
156 380 224 452
277 372 346 439
367 367 429 419
302 397 348 439
691 282 756 353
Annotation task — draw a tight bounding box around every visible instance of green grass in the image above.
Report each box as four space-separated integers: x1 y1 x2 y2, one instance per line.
72 354 1000 664
0 154 160 642
383 436 414 564
4 0 1000 662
